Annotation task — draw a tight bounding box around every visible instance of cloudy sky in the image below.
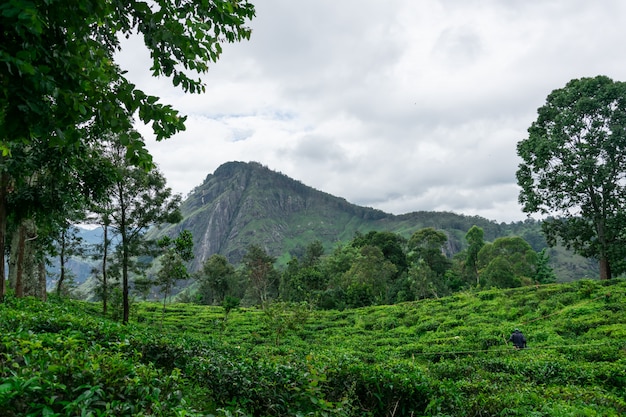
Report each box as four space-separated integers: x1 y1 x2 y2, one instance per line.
118 0 626 223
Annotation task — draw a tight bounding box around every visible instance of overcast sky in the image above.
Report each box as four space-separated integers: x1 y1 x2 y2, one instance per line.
118 0 626 224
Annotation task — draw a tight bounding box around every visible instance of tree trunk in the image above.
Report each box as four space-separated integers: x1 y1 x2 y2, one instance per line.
0 173 7 301
122 231 129 324
15 223 25 297
120 209 129 324
56 228 66 296
599 257 611 280
11 219 41 298
38 260 47 301
102 224 108 315
596 220 611 280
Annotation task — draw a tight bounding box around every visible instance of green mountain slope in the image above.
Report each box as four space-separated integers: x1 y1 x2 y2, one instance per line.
152 161 597 281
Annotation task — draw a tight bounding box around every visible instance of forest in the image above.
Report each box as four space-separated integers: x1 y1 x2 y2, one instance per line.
184 227 558 311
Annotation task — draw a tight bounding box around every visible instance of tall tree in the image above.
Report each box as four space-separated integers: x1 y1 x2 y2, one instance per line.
4 138 113 300
280 241 326 303
342 245 397 306
197 254 235 305
477 236 538 288
243 244 278 306
407 228 451 276
156 230 194 310
102 146 182 323
0 0 255 300
53 223 84 297
351 231 408 278
90 199 115 315
465 225 485 285
517 75 626 279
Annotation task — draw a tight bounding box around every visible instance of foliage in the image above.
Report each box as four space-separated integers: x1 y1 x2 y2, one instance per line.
351 231 408 278
1 138 115 301
535 248 557 284
157 230 194 308
407 227 451 277
52 223 85 297
242 244 278 305
517 75 626 279
0 0 255 301
196 254 236 305
341 245 397 307
261 301 312 346
464 225 485 285
3 278 626 416
477 236 540 288
1 0 255 159
95 145 182 323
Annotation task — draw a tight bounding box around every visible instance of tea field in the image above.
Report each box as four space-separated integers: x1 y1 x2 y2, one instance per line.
2 279 625 416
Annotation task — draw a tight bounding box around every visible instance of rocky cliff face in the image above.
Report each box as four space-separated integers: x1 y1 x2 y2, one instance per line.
157 161 389 270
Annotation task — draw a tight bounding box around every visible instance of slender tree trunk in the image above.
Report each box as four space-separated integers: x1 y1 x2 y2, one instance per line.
56 228 66 296
38 260 47 301
102 224 108 315
596 220 611 280
120 197 130 324
15 223 25 297
122 232 129 324
0 173 7 301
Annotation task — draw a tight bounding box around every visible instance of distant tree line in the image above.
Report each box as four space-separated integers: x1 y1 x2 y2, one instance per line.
191 227 556 310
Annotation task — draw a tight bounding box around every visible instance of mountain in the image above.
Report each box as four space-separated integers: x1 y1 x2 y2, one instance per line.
149 161 597 281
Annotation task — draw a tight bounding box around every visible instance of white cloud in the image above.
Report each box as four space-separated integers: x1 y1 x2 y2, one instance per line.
117 0 626 223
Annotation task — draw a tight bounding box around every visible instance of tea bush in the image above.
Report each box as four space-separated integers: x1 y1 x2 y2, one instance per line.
2 279 626 416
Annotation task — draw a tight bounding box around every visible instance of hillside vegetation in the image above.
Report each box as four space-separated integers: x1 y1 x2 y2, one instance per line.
2 278 625 416
150 161 597 279
65 161 597 296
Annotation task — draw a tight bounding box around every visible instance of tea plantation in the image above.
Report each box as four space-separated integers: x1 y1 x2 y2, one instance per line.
2 279 625 416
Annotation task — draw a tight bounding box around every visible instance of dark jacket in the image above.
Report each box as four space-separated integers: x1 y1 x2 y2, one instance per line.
509 330 526 348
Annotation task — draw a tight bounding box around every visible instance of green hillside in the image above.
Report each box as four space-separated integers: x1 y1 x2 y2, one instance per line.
2 279 625 416
150 161 598 282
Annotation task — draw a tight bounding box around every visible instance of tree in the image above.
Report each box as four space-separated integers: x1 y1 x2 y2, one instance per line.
351 231 408 278
243 244 278 305
480 256 519 289
407 228 451 276
517 75 626 279
534 249 557 284
302 240 325 268
1 0 255 157
0 0 255 300
156 230 194 312
197 254 236 305
53 223 84 297
90 198 115 315
465 225 485 285
100 146 182 323
407 260 441 300
280 241 326 303
342 245 397 307
476 236 538 288
2 138 114 300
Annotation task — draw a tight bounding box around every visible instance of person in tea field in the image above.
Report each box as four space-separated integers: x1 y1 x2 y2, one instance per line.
508 328 527 349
